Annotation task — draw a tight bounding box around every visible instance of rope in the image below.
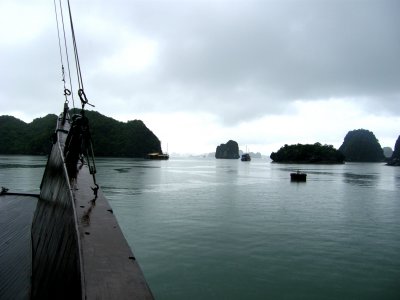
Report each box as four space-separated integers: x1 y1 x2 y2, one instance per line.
64 114 99 198
58 0 75 108
53 0 64 82
53 0 67 102
53 0 75 108
67 0 90 110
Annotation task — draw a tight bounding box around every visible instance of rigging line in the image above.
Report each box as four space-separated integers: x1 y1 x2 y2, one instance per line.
58 0 75 108
63 1 98 191
66 0 92 110
67 0 84 92
53 0 67 100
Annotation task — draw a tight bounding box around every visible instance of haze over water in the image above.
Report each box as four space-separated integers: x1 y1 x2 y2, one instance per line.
1 156 400 299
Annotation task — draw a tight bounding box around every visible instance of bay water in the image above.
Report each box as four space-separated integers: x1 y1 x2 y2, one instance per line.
1 155 400 299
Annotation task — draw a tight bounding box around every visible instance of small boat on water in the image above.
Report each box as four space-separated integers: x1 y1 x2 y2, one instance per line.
241 153 251 161
146 152 169 160
290 170 307 182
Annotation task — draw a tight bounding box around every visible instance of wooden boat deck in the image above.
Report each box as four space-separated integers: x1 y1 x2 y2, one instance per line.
74 164 153 299
0 195 37 300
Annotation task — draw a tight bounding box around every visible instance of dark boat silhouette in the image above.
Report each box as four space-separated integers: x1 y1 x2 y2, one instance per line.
290 170 307 182
146 152 170 160
241 153 251 161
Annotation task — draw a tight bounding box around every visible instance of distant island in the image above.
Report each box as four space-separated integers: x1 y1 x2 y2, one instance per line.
270 143 345 164
215 140 240 159
387 135 400 166
383 147 393 158
0 110 162 157
339 129 385 162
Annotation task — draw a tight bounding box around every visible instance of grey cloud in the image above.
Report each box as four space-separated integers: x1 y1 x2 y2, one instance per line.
85 0 400 123
156 0 400 95
2 0 399 124
0 33 60 115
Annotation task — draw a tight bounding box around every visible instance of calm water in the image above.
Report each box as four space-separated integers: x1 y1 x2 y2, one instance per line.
1 156 400 299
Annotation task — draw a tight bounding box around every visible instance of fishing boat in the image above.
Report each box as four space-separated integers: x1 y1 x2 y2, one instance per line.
146 152 170 160
241 153 251 161
241 145 251 161
290 170 307 182
30 2 154 299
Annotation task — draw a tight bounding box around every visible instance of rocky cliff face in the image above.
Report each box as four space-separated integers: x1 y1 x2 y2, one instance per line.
215 140 240 159
387 135 400 166
339 129 385 162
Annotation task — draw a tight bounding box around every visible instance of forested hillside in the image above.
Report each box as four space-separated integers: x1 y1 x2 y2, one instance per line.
0 114 57 155
77 110 161 157
270 143 345 163
0 110 161 157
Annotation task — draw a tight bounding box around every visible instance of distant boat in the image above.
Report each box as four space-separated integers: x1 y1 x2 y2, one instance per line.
290 171 307 182
146 152 169 160
241 153 251 161
147 141 170 160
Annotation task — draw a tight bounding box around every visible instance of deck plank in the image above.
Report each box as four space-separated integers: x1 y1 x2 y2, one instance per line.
0 195 37 300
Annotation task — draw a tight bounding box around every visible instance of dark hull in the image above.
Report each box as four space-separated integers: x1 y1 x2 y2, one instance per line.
290 173 307 182
241 154 251 161
147 153 169 160
31 113 153 299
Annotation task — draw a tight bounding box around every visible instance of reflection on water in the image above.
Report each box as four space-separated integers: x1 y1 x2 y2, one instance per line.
114 167 131 173
342 172 378 187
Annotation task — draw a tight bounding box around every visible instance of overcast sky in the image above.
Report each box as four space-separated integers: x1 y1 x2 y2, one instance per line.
1 0 399 155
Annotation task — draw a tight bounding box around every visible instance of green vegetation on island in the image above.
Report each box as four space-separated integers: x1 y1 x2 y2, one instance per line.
339 129 385 162
270 143 345 164
0 110 162 157
0 114 58 155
